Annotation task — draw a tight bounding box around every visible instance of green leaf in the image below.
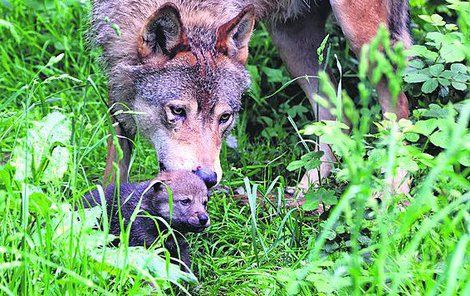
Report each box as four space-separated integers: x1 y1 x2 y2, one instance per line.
429 64 444 76
421 78 439 93
286 160 304 172
261 66 285 83
304 188 337 210
277 268 296 283
406 45 438 61
430 14 446 26
451 81 467 91
408 59 425 69
438 77 451 86
398 157 419 172
440 44 465 63
410 119 438 136
426 31 445 45
89 247 198 285
11 112 71 181
287 151 324 172
29 192 52 216
458 152 470 166
421 104 456 118
440 70 453 79
42 147 70 183
405 132 419 142
317 34 330 65
450 63 468 74
285 280 300 295
302 122 325 136
453 73 468 83
429 130 448 148
368 148 386 164
247 65 261 99
0 19 20 43
304 159 321 171
404 72 430 83
287 105 309 118
445 24 458 31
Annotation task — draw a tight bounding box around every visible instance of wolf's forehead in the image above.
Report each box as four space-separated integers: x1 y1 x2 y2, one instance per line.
141 62 244 110
172 183 208 198
186 26 217 52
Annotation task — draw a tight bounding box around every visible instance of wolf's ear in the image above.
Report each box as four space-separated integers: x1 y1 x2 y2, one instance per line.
148 176 171 193
216 5 256 64
138 3 189 60
150 181 162 194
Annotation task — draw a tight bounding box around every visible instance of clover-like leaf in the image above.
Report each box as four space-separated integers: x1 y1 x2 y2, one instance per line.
452 81 467 91
440 43 465 63
406 45 438 61
429 64 444 76
450 63 468 74
404 72 430 83
408 59 425 69
405 132 419 142
421 78 439 93
410 119 438 136
438 78 451 86
430 130 448 148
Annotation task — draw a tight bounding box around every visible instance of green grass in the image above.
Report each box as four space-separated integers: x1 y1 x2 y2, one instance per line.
1 0 469 295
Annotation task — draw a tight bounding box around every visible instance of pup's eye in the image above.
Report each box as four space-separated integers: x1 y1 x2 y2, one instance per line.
170 106 186 117
180 198 191 205
219 113 232 124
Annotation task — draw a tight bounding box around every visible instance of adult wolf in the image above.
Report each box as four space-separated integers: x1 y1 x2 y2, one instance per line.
91 0 411 191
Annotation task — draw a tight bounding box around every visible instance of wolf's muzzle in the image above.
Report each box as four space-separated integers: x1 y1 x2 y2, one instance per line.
193 167 217 188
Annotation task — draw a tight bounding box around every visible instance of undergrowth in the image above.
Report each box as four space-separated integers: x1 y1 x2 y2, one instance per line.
0 0 469 295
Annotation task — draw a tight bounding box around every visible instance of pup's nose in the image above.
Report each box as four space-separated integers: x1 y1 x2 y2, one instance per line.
192 167 217 188
197 213 209 226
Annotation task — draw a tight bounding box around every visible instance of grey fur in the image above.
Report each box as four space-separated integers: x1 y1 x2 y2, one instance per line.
92 0 412 189
82 170 209 270
388 0 412 44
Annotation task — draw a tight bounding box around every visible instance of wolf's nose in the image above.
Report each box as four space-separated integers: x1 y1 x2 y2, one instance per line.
192 167 217 188
198 213 209 226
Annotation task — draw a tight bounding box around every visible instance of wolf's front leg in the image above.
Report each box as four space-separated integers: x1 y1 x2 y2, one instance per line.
268 4 338 192
103 123 134 186
330 0 412 195
165 235 191 272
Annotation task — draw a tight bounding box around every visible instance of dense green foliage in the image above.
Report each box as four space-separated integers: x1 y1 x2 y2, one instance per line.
0 0 468 295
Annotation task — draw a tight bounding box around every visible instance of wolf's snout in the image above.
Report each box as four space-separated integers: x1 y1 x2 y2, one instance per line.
192 167 217 188
197 213 209 226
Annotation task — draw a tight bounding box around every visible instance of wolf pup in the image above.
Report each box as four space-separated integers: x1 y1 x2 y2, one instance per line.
91 0 411 193
82 170 210 270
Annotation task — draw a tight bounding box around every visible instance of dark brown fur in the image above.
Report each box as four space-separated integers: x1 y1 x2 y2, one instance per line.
82 170 210 270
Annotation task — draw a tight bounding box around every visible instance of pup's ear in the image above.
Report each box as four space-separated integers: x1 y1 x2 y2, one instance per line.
216 5 256 64
148 175 172 193
148 179 163 193
138 3 189 60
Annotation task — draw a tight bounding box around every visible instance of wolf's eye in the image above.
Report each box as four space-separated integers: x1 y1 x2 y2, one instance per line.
219 113 232 124
170 106 186 117
180 198 191 205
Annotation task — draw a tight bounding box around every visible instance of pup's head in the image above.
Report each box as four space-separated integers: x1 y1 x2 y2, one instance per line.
147 170 210 233
130 4 256 188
